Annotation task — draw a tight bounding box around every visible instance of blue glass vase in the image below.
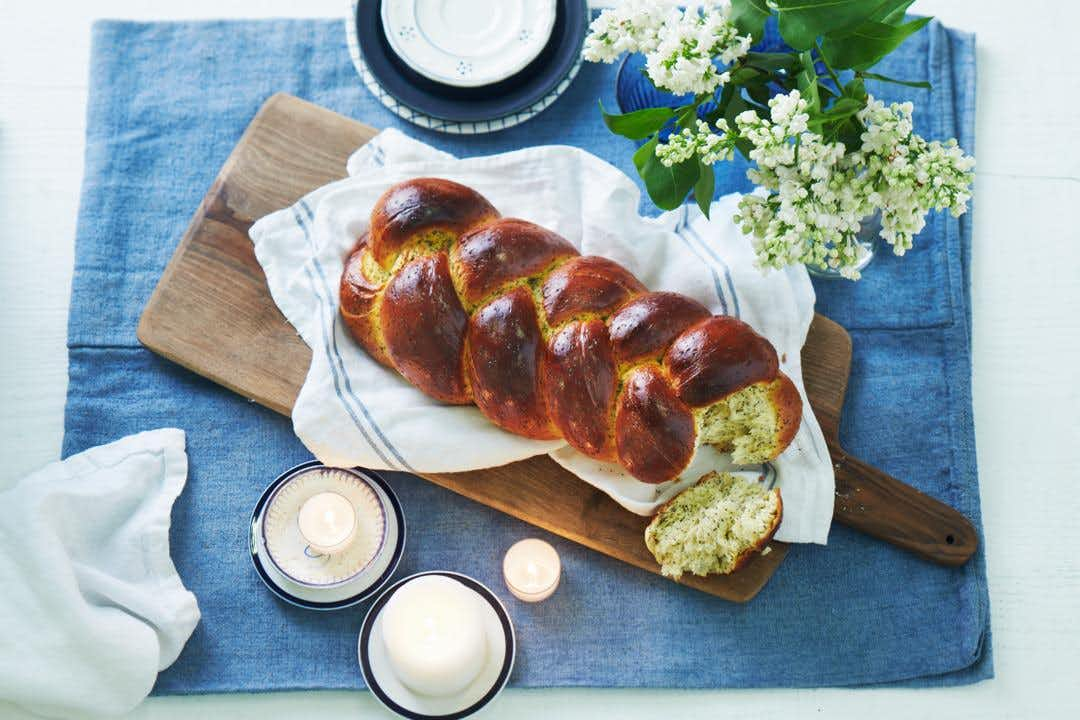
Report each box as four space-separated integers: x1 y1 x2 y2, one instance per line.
615 22 874 280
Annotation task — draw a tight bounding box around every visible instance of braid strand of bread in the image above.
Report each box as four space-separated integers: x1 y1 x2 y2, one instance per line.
340 178 802 484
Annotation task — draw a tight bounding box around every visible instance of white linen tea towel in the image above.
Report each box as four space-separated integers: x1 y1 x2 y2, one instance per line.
0 428 200 719
250 130 834 544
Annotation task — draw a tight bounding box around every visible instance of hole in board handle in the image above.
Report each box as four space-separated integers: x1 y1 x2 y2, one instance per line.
945 535 955 545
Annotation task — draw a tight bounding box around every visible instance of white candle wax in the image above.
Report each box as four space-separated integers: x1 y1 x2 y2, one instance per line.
503 538 560 602
381 575 488 696
296 491 357 556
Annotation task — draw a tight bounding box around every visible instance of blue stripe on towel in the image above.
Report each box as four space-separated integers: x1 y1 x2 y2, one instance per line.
682 212 742 319
292 203 415 472
297 200 416 472
672 205 729 315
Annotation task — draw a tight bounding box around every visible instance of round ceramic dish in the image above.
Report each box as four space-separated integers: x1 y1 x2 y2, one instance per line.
381 0 557 88
262 467 386 586
250 461 406 611
347 0 587 131
359 571 515 720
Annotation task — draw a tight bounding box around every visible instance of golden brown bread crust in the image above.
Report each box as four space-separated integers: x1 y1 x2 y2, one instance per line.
665 315 779 408
467 286 559 439
369 177 498 268
541 256 648 326
452 219 577 307
615 365 696 482
609 292 711 365
339 178 803 482
340 234 391 367
769 373 803 455
381 252 471 404
541 318 618 460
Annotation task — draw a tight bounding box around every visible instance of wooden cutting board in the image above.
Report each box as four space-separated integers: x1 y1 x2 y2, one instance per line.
138 93 976 602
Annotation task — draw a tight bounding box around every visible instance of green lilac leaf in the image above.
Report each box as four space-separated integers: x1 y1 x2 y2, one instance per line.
730 0 771 42
811 96 864 135
742 52 800 74
821 96 865 120
694 161 715 218
746 80 772 108
843 76 867 101
835 116 865 151
796 50 821 114
775 0 896 50
705 84 737 125
722 92 757 160
601 102 675 140
634 136 701 211
871 0 917 25
729 65 769 85
820 16 932 70
858 71 931 89
676 103 700 129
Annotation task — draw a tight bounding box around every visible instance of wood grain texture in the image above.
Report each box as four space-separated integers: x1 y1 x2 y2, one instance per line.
802 317 978 565
829 439 978 565
137 93 968 603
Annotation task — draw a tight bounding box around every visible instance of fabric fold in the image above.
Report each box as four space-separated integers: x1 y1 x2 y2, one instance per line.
0 428 200 718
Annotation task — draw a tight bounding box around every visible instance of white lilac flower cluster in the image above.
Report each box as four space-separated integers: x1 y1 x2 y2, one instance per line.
583 1 751 96
731 92 975 279
655 119 737 166
856 98 976 254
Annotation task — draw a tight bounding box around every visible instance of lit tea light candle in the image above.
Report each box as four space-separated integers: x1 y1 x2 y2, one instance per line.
297 491 357 556
503 538 560 602
381 575 488 696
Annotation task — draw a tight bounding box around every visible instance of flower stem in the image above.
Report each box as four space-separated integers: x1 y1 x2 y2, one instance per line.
814 42 841 92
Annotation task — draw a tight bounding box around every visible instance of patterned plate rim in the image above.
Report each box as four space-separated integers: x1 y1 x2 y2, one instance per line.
380 0 557 88
345 0 585 135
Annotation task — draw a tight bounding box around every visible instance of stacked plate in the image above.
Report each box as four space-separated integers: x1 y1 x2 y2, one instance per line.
346 0 589 134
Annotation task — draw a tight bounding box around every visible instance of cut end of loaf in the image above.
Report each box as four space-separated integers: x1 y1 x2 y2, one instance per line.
696 374 802 464
645 471 782 578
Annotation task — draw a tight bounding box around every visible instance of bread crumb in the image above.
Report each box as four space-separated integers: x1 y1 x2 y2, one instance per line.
644 472 782 578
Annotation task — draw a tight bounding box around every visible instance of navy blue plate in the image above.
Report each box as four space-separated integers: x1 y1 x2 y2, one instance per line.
355 0 588 123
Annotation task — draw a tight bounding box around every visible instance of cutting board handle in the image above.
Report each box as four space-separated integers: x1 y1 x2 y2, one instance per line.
828 438 978 566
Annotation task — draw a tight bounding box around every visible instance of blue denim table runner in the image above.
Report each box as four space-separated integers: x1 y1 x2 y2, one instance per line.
62 17 990 691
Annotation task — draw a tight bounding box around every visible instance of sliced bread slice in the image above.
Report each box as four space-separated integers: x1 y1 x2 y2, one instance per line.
644 471 782 578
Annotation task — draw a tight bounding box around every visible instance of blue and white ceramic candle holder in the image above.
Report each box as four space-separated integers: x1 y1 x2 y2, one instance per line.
250 461 405 610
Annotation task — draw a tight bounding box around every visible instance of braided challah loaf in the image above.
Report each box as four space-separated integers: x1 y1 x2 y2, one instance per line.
340 178 802 484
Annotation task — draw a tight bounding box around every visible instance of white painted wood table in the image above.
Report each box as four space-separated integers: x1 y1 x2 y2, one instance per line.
1 1 1078 717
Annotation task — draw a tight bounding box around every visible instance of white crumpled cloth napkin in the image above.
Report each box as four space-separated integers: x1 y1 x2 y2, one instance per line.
250 129 833 543
0 428 200 719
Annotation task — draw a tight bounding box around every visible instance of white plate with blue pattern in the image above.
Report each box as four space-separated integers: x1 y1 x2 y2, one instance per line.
381 0 557 88
347 0 587 134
